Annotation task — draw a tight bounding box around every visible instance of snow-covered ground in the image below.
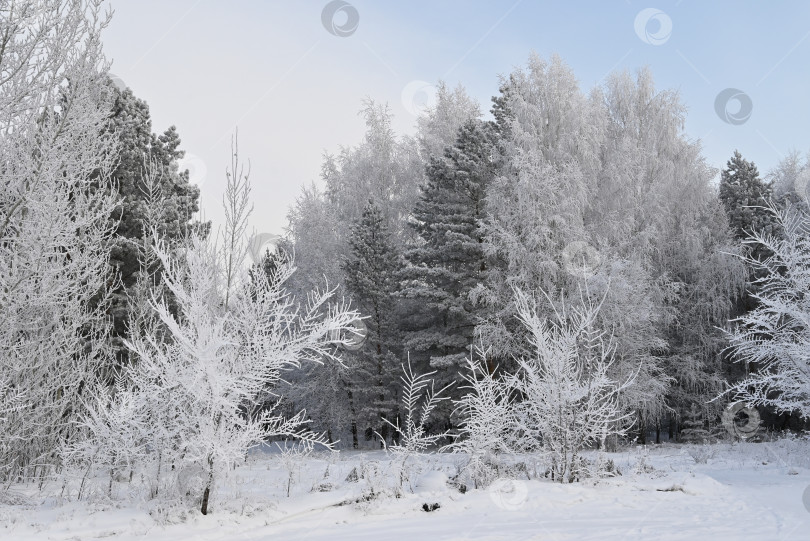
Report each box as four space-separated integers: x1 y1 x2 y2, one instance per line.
2 439 809 540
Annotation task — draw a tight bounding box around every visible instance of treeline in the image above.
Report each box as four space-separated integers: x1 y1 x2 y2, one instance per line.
281 54 808 447
3 1 810 514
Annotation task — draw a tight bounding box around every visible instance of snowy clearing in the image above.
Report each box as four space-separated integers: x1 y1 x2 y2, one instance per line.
2 440 809 541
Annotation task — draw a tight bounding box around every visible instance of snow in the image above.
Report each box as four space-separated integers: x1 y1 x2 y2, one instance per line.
3 441 809 540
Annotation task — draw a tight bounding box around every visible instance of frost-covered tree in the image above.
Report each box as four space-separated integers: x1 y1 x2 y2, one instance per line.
0 0 119 480
443 350 514 488
284 101 430 439
725 203 810 418
399 120 498 411
479 56 744 441
768 150 810 206
476 54 597 365
595 69 745 438
321 99 424 251
719 150 773 242
76 142 360 514
103 84 204 366
510 289 631 483
286 100 423 302
285 183 344 297
476 56 667 429
416 81 481 161
343 200 402 444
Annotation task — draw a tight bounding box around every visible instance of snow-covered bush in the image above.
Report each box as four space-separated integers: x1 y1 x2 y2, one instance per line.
632 446 656 475
510 289 632 483
381 361 451 492
276 442 313 497
686 444 716 465
725 202 810 418
70 376 150 500
443 350 514 489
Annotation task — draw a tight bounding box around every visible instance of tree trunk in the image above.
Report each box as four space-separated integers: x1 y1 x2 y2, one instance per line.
200 456 215 515
201 485 211 515
348 390 359 449
637 411 646 445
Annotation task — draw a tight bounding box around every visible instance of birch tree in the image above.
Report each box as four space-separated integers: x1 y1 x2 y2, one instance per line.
0 0 119 480
76 143 360 514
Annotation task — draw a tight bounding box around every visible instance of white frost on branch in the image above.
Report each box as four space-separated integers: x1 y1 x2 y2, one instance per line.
725 202 810 417
73 141 360 514
381 360 451 490
510 288 633 483
443 349 514 488
0 0 118 480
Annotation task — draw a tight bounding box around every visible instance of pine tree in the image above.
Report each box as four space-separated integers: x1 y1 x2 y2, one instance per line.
399 120 498 418
103 83 204 367
343 200 403 445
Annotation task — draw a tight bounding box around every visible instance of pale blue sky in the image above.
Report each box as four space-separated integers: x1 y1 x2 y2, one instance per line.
103 1 810 236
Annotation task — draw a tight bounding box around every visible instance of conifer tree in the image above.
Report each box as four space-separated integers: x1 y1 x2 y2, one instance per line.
343 200 403 444
719 150 774 244
717 151 778 396
399 120 498 414
103 83 204 366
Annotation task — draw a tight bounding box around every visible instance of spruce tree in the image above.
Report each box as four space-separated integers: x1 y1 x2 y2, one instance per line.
398 120 498 421
343 200 402 445
719 150 774 243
